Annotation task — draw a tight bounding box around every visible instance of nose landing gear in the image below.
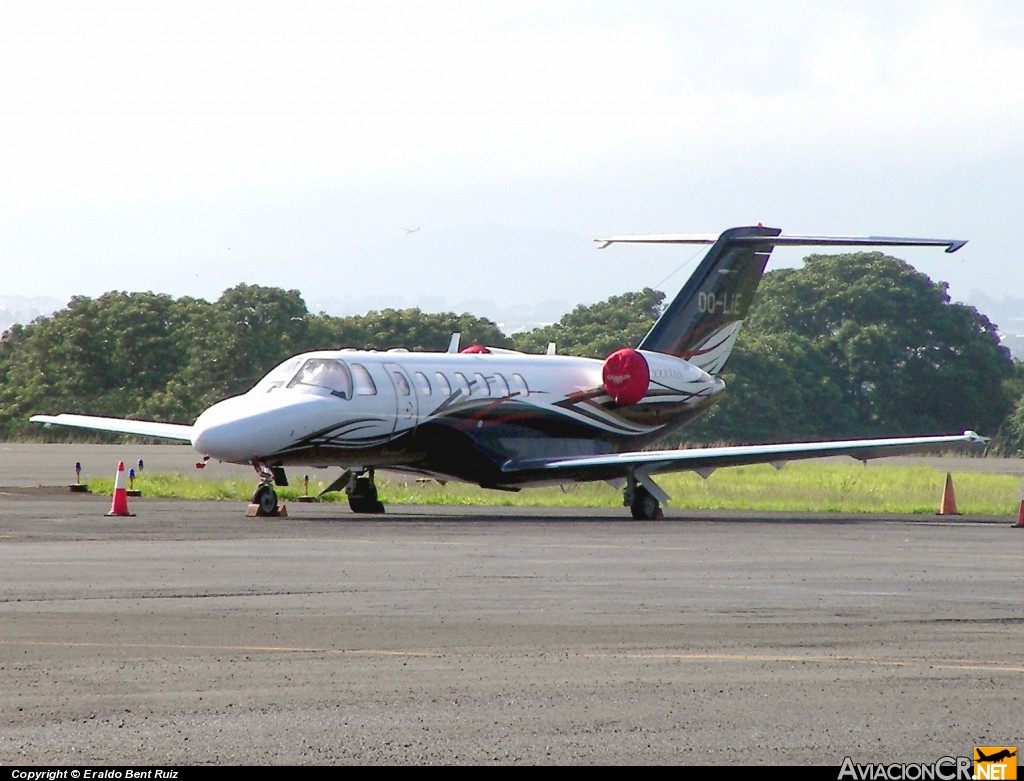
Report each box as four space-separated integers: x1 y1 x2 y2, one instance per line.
246 460 288 517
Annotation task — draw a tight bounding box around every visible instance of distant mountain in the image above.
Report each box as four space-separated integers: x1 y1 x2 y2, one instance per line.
0 296 63 333
966 291 1024 361
969 291 1024 335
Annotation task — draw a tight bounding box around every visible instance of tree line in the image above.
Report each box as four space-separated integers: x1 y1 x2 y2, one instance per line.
3 251 1023 452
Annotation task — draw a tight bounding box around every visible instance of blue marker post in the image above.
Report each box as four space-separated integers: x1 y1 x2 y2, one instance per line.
69 461 88 493
127 466 142 497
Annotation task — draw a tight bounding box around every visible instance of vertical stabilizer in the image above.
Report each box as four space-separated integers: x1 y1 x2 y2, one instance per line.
637 225 779 373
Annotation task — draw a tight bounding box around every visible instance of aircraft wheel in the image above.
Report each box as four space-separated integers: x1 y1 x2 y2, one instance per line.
630 485 663 520
348 475 386 514
254 484 279 516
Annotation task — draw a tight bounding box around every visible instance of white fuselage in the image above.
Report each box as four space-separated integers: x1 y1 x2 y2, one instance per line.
191 347 725 483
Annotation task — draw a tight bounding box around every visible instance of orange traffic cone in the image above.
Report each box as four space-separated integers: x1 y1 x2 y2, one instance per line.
937 472 960 516
1013 485 1024 529
106 461 136 517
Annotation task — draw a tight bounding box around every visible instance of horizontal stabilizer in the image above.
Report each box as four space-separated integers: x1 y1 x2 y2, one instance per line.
30 414 194 442
596 233 967 253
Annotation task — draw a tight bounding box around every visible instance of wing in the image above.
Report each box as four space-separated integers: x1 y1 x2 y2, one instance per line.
30 414 194 442
500 431 987 483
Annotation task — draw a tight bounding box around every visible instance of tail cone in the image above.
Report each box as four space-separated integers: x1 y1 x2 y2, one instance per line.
106 461 136 517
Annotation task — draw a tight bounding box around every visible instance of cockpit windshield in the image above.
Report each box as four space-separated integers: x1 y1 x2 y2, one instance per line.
287 358 355 400
251 356 304 394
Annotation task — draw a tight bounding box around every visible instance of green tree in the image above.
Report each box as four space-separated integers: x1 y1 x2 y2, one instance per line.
513 288 665 358
311 308 511 353
744 252 1013 437
989 361 1024 454
686 332 857 444
168 285 312 411
0 292 190 436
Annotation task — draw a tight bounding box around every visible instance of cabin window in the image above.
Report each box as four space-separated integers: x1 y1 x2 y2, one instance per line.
392 371 411 396
453 372 471 396
414 371 432 396
351 363 377 395
491 373 510 397
511 373 529 396
435 372 452 396
288 358 354 400
473 372 490 397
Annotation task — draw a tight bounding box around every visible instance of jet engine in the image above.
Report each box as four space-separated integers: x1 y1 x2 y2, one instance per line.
603 347 723 407
602 348 650 405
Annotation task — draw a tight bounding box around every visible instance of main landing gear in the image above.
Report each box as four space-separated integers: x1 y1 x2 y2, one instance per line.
315 467 387 514
624 475 665 520
346 469 386 514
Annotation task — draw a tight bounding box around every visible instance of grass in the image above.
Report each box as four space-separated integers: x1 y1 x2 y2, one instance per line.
86 461 1024 515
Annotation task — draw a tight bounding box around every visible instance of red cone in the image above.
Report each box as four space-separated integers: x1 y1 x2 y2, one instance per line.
1014 485 1024 529
106 461 135 517
936 472 960 516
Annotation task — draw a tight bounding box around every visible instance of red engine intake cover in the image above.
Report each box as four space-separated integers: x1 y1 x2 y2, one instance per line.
602 348 650 406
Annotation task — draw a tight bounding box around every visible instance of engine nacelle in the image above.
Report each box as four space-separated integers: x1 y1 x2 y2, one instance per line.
603 348 719 406
602 348 650 405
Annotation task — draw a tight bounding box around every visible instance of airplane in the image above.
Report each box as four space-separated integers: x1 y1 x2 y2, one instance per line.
30 225 985 520
976 749 1016 763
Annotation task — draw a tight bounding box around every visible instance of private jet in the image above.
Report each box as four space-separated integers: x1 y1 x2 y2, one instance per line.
31 225 984 519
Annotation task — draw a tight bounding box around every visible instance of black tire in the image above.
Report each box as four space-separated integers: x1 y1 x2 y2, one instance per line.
630 485 661 520
348 476 385 514
255 485 278 516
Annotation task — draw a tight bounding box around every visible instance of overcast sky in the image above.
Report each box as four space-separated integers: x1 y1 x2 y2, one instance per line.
2 1 1022 329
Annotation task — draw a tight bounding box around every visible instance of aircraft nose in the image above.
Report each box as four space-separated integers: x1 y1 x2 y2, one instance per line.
192 398 254 462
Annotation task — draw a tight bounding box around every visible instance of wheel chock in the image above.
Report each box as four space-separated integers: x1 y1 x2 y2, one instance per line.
245 501 288 518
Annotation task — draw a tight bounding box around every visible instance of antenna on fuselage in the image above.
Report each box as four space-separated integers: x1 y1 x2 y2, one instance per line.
447 333 461 353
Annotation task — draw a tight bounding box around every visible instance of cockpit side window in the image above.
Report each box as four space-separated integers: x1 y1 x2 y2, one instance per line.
351 363 378 395
288 358 354 400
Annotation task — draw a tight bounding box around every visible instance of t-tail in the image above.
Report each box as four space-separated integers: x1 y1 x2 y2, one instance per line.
596 226 967 375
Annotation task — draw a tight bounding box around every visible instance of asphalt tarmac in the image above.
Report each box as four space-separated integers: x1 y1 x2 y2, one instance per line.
1 444 1022 766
